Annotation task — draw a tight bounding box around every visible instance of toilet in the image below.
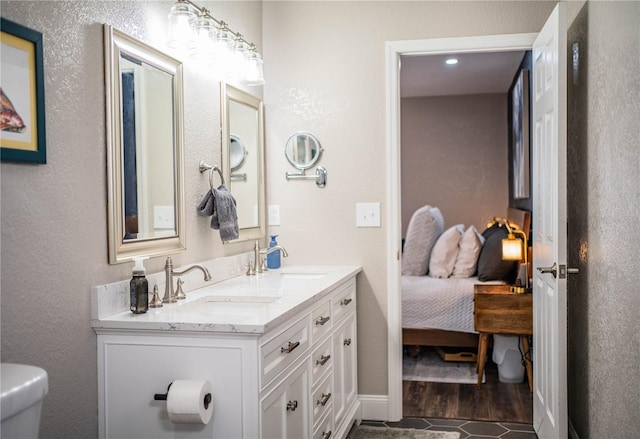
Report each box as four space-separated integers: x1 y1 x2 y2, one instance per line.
1 363 48 439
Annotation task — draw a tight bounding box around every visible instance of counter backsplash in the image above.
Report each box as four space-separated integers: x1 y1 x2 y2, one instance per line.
91 252 250 320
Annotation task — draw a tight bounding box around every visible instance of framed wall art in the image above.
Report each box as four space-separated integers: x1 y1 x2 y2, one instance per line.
511 68 529 199
1 17 46 164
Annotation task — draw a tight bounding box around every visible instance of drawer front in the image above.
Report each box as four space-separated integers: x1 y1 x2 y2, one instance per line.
311 299 332 344
332 279 356 324
474 293 533 334
311 337 333 385
312 374 333 428
313 407 335 439
261 317 310 388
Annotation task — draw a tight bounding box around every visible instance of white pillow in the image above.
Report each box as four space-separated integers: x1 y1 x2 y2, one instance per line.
429 224 464 278
402 206 445 276
452 225 485 278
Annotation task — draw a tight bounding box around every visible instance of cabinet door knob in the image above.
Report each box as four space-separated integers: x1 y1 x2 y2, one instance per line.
322 431 332 439
340 298 353 306
281 341 300 354
316 354 331 366
315 316 330 326
286 400 298 411
343 338 352 346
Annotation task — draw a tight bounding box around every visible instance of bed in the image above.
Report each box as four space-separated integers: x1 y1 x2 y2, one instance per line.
402 207 531 351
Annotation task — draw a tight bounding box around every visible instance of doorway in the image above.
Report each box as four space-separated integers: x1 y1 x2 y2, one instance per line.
385 33 538 423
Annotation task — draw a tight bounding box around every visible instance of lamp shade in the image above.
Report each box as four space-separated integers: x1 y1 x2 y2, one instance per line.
502 236 523 261
167 0 197 49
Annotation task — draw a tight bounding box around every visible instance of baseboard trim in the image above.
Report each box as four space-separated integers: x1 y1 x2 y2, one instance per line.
358 394 389 421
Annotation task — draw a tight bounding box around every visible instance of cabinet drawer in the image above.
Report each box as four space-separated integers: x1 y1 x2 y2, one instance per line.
313 407 335 439
311 338 333 385
261 317 310 388
311 299 332 344
332 279 356 324
474 292 532 334
312 374 333 429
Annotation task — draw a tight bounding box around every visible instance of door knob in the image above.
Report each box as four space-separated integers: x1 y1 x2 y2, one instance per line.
538 263 580 279
537 262 558 278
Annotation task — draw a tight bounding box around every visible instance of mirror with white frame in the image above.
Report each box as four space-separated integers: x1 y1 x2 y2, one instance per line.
104 25 185 263
221 84 265 242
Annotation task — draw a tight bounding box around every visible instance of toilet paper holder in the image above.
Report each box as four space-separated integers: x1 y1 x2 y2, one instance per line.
153 382 212 409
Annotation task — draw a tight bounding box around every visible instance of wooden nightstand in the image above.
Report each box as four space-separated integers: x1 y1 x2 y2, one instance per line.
474 284 533 392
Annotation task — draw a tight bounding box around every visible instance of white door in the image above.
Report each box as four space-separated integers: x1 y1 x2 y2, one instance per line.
531 3 568 438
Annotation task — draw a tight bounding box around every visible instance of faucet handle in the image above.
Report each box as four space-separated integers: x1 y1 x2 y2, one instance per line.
175 278 186 300
246 262 256 276
149 285 163 308
259 256 268 273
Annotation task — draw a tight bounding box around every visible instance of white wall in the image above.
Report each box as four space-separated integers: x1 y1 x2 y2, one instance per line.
401 94 509 235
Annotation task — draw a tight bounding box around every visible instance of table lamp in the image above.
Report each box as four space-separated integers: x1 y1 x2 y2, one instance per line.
501 221 531 294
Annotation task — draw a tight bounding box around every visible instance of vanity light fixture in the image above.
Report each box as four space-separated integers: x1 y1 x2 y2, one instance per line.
445 58 459 65
167 0 264 85
501 221 531 294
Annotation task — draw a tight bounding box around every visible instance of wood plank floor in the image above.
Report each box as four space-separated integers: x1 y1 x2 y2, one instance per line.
403 357 533 424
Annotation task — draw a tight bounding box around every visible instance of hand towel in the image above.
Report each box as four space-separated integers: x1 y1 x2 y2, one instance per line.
197 185 239 242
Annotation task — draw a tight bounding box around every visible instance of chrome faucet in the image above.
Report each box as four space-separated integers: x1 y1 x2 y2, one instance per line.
248 240 288 275
162 256 212 303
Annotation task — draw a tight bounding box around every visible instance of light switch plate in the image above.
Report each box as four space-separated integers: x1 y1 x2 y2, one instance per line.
153 206 175 229
268 205 281 226
356 202 381 227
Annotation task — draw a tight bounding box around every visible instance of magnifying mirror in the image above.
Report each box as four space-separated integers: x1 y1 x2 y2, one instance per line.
284 132 323 170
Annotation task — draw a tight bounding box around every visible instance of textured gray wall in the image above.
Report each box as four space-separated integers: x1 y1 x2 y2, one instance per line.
567 2 640 437
0 1 261 437
401 94 509 235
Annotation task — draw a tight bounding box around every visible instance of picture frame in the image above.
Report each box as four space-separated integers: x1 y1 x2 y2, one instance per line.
511 69 529 199
1 17 46 164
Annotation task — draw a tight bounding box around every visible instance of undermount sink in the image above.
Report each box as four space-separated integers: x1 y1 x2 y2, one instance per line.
174 295 280 315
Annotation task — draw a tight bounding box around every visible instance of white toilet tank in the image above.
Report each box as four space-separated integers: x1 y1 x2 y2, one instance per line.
1 363 48 439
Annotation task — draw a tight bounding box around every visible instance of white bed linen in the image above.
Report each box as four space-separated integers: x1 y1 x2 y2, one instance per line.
402 275 504 334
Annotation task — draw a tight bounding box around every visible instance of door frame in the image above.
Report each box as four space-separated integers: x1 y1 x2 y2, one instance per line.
385 33 538 421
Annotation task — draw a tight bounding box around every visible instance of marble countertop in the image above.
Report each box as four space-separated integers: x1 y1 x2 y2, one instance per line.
92 265 361 335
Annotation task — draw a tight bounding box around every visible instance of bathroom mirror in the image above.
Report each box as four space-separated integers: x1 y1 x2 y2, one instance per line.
284 132 323 170
104 25 185 263
221 84 265 242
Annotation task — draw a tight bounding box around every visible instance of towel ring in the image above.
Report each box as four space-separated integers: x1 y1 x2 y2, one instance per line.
199 161 225 189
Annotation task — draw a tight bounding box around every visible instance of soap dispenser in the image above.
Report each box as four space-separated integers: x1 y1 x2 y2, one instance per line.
130 256 149 314
266 235 281 269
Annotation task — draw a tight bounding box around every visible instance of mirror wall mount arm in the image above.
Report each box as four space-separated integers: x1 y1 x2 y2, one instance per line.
285 166 327 188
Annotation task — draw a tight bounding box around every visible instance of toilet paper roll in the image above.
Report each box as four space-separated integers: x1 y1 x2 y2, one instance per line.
166 380 213 425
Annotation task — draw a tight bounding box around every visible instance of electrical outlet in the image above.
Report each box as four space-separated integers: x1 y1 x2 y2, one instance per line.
268 205 281 226
356 202 381 227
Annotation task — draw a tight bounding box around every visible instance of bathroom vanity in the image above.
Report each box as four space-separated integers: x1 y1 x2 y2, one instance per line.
93 265 361 439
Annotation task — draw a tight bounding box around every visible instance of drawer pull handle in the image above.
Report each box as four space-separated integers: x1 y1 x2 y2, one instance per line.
316 354 331 366
281 341 300 354
315 316 330 326
286 400 298 411
343 338 352 346
322 431 332 439
340 298 353 306
317 392 332 406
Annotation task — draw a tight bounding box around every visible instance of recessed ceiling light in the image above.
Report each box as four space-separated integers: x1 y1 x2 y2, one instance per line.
445 58 459 65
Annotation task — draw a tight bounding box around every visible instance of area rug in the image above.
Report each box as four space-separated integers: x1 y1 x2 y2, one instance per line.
403 348 485 384
348 425 459 439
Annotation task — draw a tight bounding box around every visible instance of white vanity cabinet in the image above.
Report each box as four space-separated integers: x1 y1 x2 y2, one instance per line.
95 268 360 439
